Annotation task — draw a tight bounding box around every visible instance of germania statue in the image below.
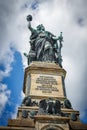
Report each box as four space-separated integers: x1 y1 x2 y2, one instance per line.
24 15 63 67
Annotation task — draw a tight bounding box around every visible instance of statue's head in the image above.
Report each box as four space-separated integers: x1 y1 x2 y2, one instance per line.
37 24 45 31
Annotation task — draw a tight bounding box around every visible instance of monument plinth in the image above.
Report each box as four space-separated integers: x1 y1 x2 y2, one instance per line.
23 62 66 100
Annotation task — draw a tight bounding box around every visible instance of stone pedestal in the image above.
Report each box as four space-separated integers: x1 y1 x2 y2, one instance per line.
23 62 66 100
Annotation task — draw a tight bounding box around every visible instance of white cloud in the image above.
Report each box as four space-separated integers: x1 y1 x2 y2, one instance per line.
0 83 11 115
11 104 19 119
11 91 25 119
0 46 15 81
20 90 25 99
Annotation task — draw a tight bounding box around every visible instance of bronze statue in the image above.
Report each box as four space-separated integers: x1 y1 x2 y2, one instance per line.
24 15 63 67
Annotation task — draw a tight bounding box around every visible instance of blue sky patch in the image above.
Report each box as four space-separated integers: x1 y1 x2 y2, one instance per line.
0 64 5 71
80 109 87 124
0 50 24 126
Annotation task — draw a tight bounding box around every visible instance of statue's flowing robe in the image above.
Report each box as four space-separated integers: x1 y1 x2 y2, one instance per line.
30 29 57 62
36 31 56 61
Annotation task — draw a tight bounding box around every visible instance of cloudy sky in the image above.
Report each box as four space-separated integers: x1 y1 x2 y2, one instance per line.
0 0 87 125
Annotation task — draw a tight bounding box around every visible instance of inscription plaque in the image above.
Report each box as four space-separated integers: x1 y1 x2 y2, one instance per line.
30 74 64 98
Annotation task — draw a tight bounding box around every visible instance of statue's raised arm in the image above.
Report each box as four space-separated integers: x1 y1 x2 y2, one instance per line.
26 15 36 33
